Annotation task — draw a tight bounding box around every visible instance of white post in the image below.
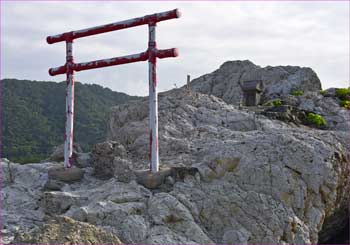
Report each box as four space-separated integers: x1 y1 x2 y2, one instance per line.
187 74 190 91
64 40 75 168
148 23 159 173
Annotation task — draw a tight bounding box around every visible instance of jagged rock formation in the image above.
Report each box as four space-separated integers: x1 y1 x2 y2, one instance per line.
106 88 349 244
2 61 349 244
189 60 321 105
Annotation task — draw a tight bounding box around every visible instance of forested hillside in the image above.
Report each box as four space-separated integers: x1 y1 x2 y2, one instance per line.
2 79 139 163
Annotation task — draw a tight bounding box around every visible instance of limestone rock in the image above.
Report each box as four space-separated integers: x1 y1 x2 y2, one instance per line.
3 62 349 245
118 215 148 243
91 141 134 181
41 191 88 215
189 60 321 105
296 92 350 131
147 193 213 244
48 143 82 162
75 152 92 168
106 86 349 244
1 161 53 244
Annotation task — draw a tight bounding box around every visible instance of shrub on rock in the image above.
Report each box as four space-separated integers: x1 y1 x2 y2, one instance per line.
290 90 304 96
272 99 283 107
306 113 327 128
335 88 350 100
339 100 350 110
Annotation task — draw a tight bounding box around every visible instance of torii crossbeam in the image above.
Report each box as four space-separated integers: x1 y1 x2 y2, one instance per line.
47 9 181 172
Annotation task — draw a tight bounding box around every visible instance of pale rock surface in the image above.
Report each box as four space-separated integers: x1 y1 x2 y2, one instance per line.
3 61 349 244
107 87 349 244
189 60 321 105
188 60 348 132
1 160 53 244
296 92 350 131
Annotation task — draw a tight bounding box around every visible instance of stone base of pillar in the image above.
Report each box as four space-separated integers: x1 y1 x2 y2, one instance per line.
134 168 172 189
48 165 84 183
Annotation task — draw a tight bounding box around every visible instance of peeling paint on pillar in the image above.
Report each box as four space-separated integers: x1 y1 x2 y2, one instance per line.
65 40 74 168
148 22 159 173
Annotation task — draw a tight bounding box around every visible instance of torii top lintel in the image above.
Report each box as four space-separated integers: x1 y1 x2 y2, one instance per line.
47 9 180 76
46 8 181 44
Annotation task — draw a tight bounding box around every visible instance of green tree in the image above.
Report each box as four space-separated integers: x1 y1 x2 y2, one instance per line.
1 79 139 163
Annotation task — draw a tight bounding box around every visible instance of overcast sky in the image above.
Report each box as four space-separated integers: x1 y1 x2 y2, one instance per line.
1 1 349 96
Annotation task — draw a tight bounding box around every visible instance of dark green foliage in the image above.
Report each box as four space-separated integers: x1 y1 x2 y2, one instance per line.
290 90 304 96
2 79 139 163
306 113 327 128
263 99 283 107
339 100 350 110
335 88 350 100
272 99 283 107
320 90 326 96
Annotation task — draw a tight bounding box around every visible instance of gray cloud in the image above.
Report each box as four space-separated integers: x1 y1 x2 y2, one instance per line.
1 1 349 95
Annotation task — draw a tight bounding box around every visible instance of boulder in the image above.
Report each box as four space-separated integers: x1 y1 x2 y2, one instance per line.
134 168 172 189
75 152 92 168
41 191 88 215
91 141 134 181
48 143 83 162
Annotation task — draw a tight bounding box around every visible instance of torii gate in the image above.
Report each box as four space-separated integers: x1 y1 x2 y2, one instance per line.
47 9 181 173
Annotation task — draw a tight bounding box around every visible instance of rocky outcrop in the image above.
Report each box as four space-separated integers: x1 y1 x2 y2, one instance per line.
188 61 348 132
305 96 348 131
3 87 349 244
189 60 322 105
1 159 49 244
2 61 349 244
106 88 349 244
12 216 122 244
278 92 350 131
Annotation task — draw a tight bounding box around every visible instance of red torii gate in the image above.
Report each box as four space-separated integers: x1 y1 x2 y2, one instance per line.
47 9 181 173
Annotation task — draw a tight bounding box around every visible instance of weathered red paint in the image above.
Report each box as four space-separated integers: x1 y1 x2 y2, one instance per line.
47 9 180 171
65 40 75 168
47 9 181 44
149 40 157 88
49 48 178 76
149 130 153 170
156 48 178 59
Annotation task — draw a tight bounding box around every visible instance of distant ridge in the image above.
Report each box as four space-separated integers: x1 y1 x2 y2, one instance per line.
1 79 139 163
